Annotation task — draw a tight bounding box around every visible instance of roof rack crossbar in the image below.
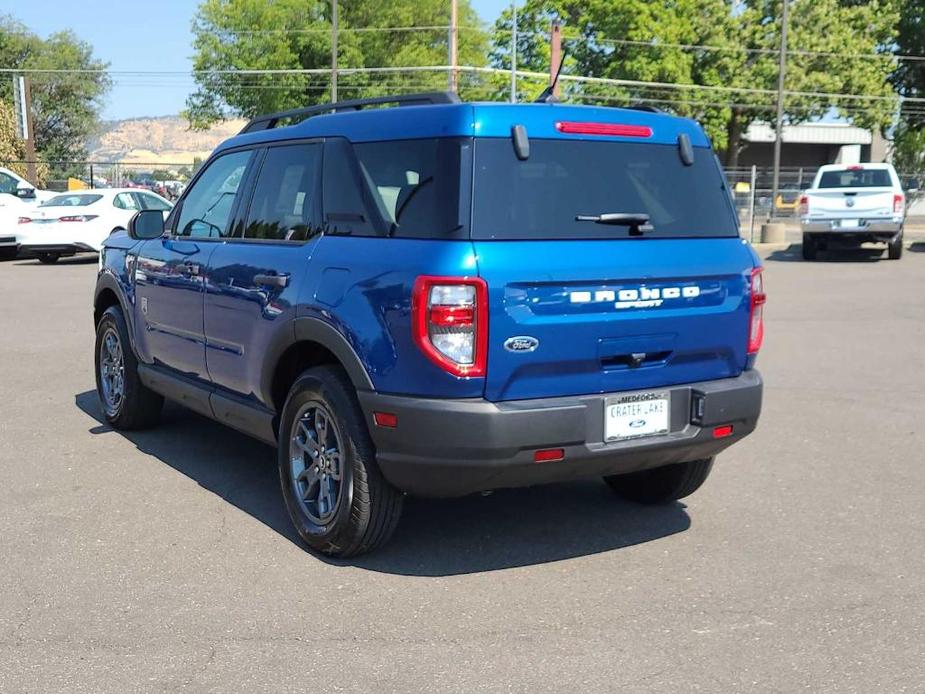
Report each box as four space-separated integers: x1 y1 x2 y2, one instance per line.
239 91 461 134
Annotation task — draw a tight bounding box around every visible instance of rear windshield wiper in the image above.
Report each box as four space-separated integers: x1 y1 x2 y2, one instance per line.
575 212 653 235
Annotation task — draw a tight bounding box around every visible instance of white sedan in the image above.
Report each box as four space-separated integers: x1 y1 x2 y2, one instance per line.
17 189 172 264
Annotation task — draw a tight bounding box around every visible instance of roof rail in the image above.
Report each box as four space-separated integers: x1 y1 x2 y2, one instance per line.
239 91 461 134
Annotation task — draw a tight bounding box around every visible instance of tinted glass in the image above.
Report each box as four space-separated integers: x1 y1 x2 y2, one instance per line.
137 192 172 211
353 138 465 238
113 192 139 210
818 168 892 188
176 150 251 239
472 139 738 240
0 172 18 195
322 138 377 236
243 144 320 241
41 194 102 207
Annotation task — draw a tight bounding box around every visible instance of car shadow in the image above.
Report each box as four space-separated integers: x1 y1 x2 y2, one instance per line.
14 255 98 266
909 242 925 253
75 390 691 577
764 243 886 263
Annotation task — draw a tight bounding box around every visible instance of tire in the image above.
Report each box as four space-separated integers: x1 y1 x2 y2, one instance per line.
604 458 715 505
888 231 903 260
36 252 60 264
278 365 403 557
94 305 163 430
0 247 17 261
801 234 817 261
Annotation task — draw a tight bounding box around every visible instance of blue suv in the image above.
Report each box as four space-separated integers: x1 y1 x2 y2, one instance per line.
93 92 764 556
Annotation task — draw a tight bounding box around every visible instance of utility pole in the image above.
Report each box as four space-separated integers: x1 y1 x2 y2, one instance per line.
510 2 517 103
770 0 789 220
331 0 338 102
449 0 459 92
549 20 562 99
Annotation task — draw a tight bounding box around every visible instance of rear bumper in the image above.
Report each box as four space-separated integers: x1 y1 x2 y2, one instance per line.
359 370 763 497
0 236 17 248
801 218 902 237
20 243 95 256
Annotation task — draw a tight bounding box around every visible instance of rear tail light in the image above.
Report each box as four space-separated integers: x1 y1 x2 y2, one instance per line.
17 217 31 224
58 215 98 223
893 193 904 215
412 276 488 377
798 195 809 216
748 267 766 355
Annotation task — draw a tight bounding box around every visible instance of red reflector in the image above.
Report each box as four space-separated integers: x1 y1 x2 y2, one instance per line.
713 425 734 439
534 448 565 463
429 304 474 327
847 165 864 170
373 412 398 428
555 121 653 138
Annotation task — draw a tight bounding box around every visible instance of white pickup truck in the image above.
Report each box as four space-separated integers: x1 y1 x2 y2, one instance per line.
799 163 905 260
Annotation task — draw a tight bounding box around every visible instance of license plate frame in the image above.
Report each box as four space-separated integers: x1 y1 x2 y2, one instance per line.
604 390 671 442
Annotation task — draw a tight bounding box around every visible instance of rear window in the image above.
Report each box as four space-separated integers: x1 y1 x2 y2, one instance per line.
41 194 102 207
472 139 737 240
818 168 892 188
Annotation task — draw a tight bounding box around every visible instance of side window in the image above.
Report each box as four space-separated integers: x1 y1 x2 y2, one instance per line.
113 192 139 210
0 172 18 195
138 192 172 211
322 138 379 236
353 138 465 239
175 150 251 239
243 144 321 241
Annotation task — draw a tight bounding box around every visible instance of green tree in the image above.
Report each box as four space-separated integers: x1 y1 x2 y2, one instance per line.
185 0 488 129
890 0 925 182
0 16 110 178
493 0 899 166
0 100 49 185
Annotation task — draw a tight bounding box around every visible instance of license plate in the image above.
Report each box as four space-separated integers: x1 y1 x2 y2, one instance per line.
839 219 859 228
604 391 670 442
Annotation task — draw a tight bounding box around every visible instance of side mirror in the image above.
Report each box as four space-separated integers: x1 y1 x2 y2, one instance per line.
128 209 166 240
15 186 35 199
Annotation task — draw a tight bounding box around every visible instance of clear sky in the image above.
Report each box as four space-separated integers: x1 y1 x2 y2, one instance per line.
7 0 511 120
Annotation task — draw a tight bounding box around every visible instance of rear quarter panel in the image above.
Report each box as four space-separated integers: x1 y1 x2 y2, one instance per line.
300 236 483 398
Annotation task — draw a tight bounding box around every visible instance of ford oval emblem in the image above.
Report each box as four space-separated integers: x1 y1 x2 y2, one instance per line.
504 335 539 353
628 419 647 428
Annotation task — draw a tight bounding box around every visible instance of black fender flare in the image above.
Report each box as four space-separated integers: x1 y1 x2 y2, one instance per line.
260 317 375 408
94 270 132 329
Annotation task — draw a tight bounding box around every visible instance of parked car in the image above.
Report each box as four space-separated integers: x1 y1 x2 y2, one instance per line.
799 163 905 260
0 166 56 205
93 93 765 557
18 188 172 264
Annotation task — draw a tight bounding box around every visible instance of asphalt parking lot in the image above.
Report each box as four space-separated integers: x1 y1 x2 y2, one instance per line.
2 242 925 693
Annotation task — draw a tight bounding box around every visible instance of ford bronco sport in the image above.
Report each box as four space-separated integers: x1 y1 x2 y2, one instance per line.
93 92 764 557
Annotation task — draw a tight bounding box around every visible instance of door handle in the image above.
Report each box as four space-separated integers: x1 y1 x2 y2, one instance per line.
254 273 290 288
177 262 200 276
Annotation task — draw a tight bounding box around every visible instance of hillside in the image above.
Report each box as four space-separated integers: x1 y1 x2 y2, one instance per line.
87 116 247 165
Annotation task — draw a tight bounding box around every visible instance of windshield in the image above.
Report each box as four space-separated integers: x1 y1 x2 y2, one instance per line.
41 194 102 207
818 168 892 188
471 138 737 240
